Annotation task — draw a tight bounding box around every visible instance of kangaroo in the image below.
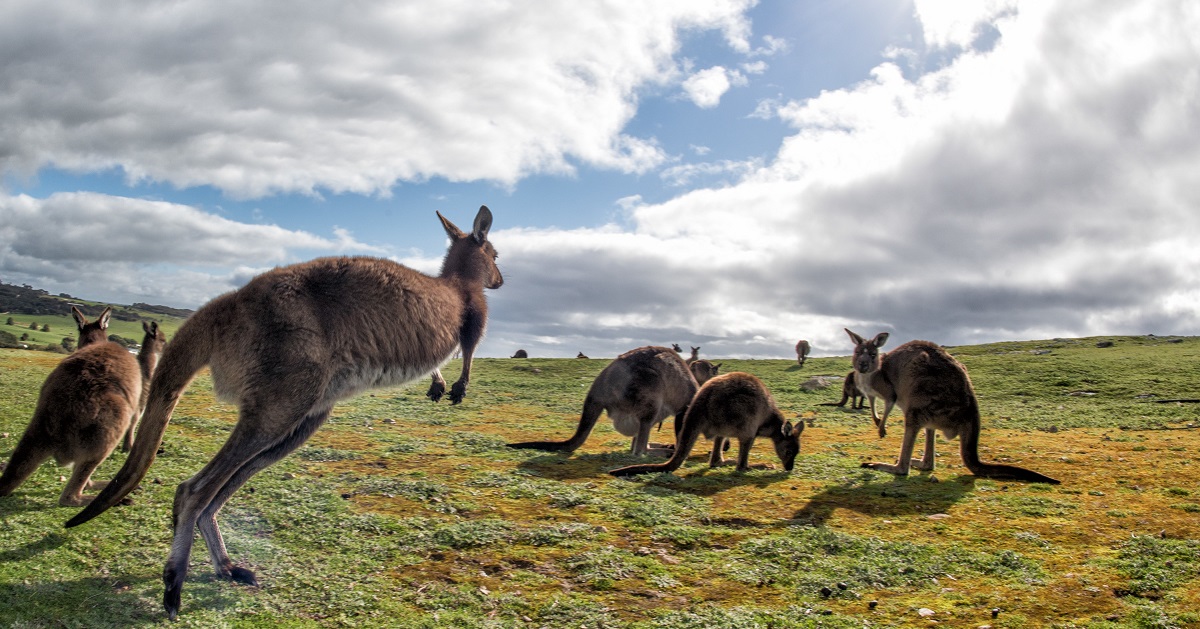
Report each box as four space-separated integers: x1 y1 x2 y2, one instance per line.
1 307 157 506
845 328 1059 484
687 346 700 364
795 339 811 367
576 352 589 359
689 359 721 384
65 206 503 619
508 346 712 456
125 320 168 451
610 372 802 476
817 371 866 409
511 349 528 358
671 343 682 353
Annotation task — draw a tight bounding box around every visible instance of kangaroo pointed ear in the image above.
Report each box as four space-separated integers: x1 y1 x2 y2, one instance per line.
845 328 865 345
714 363 722 371
871 332 889 348
437 211 465 239
71 306 88 330
97 307 112 330
472 205 493 244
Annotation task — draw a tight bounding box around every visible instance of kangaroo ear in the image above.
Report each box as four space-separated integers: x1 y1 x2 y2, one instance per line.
872 332 889 348
71 306 88 330
472 205 493 244
845 328 864 345
714 363 722 371
97 307 112 330
437 211 465 239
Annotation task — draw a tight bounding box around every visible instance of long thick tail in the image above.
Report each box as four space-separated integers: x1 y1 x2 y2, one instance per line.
959 416 1060 485
507 394 605 453
65 318 214 527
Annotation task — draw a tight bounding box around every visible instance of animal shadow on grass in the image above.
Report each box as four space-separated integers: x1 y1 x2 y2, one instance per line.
627 466 796 498
0 531 69 563
792 471 975 527
0 575 164 624
515 451 657 480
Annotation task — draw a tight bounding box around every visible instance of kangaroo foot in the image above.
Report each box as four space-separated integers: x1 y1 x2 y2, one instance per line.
426 381 446 402
448 382 467 405
227 565 259 586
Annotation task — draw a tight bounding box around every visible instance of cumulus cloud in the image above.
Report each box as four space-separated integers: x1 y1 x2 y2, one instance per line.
0 191 380 306
486 0 1200 358
0 0 753 198
681 66 748 108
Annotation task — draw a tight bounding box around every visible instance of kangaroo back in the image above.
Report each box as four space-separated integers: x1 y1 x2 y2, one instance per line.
66 303 219 526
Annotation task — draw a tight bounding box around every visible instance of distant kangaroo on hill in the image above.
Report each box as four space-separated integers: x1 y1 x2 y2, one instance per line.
508 346 714 456
1 308 164 506
511 349 528 358
795 339 811 367
610 372 802 476
817 371 865 409
687 346 700 364
845 328 1059 484
65 206 503 620
576 352 589 359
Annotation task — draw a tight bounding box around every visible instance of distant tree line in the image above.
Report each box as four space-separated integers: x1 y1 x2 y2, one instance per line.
0 281 192 321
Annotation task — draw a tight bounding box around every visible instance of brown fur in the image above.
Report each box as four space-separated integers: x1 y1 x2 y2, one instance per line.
686 346 700 364
795 339 811 367
845 328 1059 484
610 372 802 476
65 206 502 619
0 308 163 506
508 346 704 456
689 359 721 384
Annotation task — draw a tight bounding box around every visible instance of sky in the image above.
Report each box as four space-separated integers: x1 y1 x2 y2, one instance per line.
2 0 1198 359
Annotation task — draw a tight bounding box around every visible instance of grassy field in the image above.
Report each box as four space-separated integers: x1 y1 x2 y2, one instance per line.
1 336 1198 628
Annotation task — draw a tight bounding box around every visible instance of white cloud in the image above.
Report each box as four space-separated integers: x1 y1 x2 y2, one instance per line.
0 0 754 198
0 191 381 306
485 0 1200 358
681 66 748 108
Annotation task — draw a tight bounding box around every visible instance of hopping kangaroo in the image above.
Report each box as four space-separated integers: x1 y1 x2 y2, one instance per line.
610 372 802 476
795 339 811 367
846 328 1059 484
508 346 712 456
1 308 165 506
65 206 503 619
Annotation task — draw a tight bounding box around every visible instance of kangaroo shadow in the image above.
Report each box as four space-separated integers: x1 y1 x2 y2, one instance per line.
623 465 797 497
791 470 975 527
0 530 69 563
513 450 659 480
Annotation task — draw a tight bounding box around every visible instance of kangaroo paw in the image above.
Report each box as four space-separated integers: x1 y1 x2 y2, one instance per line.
448 382 467 405
229 566 259 586
426 381 446 402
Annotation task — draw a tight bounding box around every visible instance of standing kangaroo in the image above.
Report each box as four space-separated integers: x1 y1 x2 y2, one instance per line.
795 339 811 367
1 308 164 506
845 328 1059 484
818 371 866 409
65 206 502 619
508 346 712 456
610 372 802 476
687 346 700 364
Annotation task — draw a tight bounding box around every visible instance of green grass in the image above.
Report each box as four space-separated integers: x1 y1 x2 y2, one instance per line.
1 336 1199 627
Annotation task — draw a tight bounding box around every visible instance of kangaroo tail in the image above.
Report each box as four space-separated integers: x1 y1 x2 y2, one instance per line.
959 414 1060 485
507 394 605 452
610 404 704 477
65 315 214 528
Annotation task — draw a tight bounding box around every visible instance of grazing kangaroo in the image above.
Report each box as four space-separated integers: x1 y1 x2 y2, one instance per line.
576 352 589 359
508 346 711 456
795 339 811 367
511 349 528 358
845 328 1059 484
1 308 163 506
610 372 802 476
817 371 866 409
687 346 700 364
65 206 503 619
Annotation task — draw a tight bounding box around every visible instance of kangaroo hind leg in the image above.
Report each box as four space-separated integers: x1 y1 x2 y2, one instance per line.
59 456 110 506
911 428 936 471
0 438 52 498
162 400 329 620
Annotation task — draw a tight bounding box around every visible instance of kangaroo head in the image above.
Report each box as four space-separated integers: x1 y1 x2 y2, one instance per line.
688 359 720 384
773 418 804 471
845 328 888 375
438 205 503 289
72 306 112 349
672 343 682 352
142 320 167 352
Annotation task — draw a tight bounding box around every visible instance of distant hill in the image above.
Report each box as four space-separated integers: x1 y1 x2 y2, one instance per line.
0 280 193 321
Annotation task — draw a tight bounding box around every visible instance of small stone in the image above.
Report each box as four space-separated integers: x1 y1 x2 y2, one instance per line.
868 600 878 610
282 472 297 480
340 493 352 499
837 582 849 590
918 608 935 617
820 586 833 598
929 475 940 483
927 513 951 520
991 608 1000 619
